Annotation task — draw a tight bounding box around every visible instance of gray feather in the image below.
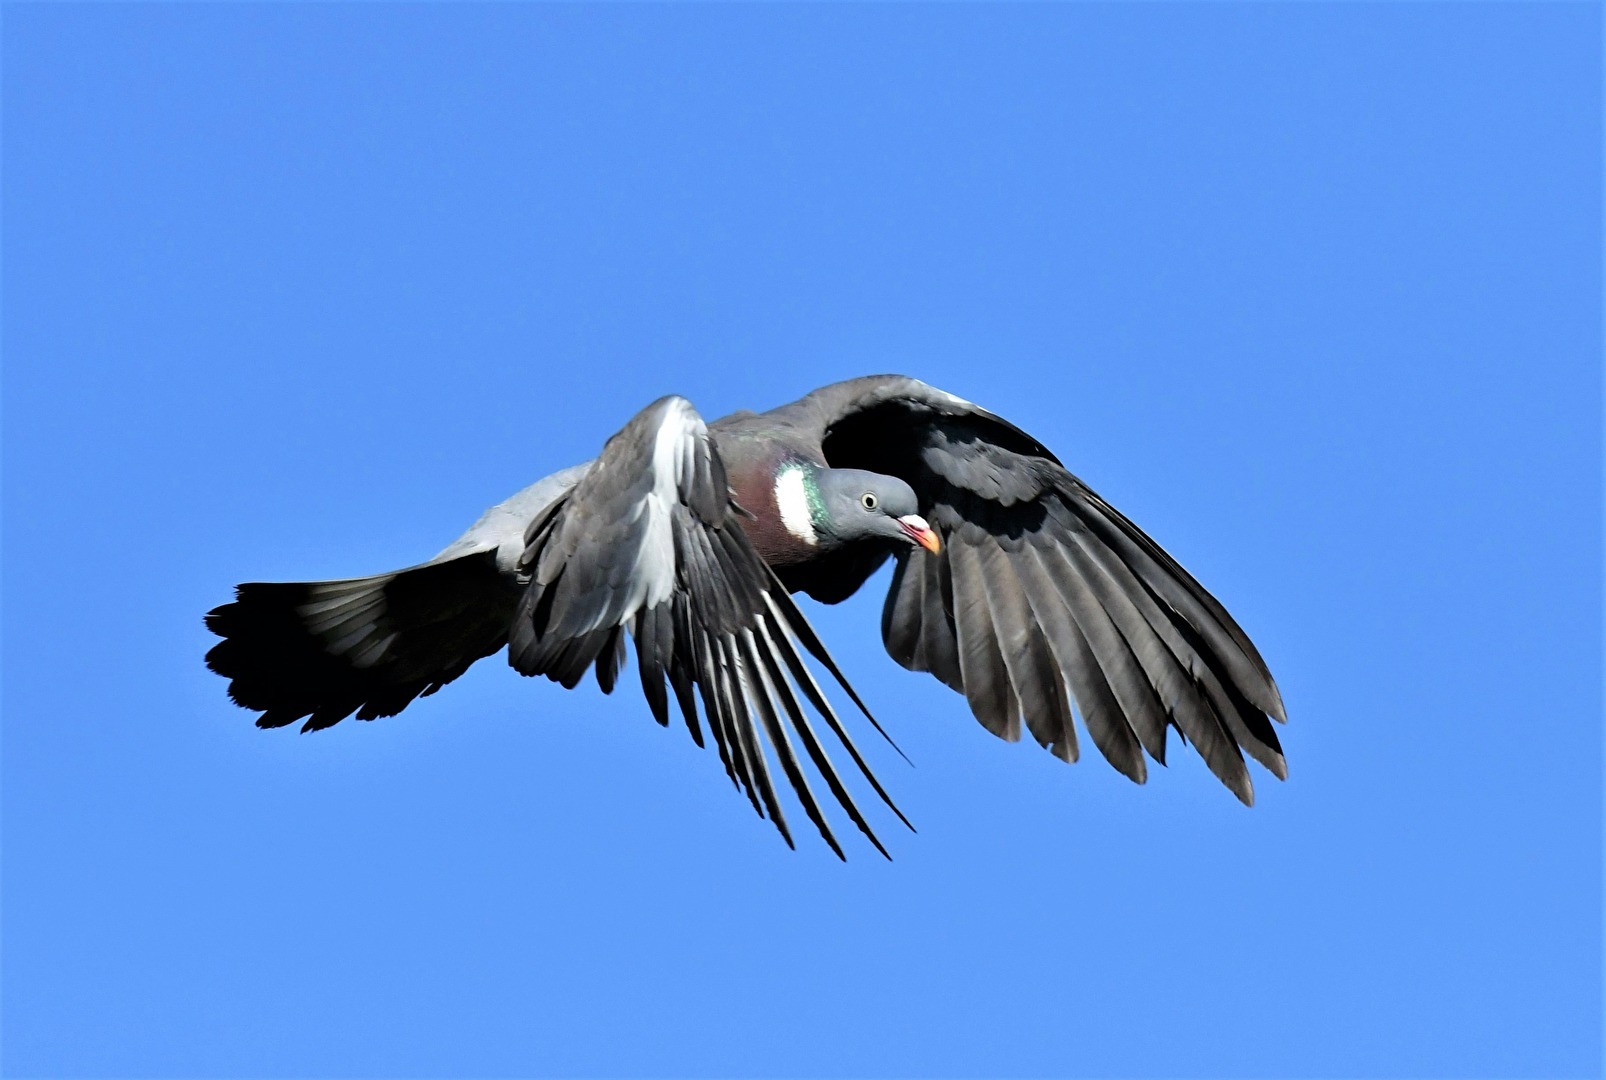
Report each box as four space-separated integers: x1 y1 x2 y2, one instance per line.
805 374 1285 803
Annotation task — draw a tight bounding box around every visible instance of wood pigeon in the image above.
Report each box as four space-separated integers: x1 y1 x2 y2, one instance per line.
206 375 1287 857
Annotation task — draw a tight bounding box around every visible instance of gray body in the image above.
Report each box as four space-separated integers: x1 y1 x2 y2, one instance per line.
432 462 593 572
206 375 1286 858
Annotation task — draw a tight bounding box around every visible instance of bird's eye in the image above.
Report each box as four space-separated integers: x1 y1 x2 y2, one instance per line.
860 492 879 511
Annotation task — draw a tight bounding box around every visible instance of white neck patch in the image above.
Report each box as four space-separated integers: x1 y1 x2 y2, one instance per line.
774 465 818 546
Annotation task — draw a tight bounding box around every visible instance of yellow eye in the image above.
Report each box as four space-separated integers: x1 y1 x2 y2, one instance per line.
860 493 879 511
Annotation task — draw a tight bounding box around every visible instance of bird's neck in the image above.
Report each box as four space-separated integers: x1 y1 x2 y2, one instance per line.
724 454 829 567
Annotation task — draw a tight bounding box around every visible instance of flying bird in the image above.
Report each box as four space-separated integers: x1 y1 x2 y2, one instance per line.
206 375 1287 857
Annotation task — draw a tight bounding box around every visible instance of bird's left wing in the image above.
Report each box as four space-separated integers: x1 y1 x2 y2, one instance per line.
801 376 1287 806
510 395 908 858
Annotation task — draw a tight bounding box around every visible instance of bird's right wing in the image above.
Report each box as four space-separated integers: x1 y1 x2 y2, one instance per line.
509 396 909 858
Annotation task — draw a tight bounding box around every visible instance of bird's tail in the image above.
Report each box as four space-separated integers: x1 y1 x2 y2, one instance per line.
204 550 518 732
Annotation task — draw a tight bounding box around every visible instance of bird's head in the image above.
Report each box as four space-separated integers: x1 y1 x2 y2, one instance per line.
779 464 941 554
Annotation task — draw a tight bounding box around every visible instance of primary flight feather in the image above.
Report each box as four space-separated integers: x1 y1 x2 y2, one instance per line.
206 375 1287 857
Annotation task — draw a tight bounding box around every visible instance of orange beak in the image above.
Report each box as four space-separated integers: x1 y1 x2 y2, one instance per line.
897 514 942 554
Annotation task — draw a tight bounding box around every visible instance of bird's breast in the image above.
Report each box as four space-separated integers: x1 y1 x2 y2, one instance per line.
728 470 819 567
712 439 824 568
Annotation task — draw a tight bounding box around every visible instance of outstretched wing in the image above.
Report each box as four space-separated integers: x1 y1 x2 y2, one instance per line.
803 376 1287 805
509 395 909 858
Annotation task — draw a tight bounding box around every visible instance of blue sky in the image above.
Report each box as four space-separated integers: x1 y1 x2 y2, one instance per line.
3 4 1600 1078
